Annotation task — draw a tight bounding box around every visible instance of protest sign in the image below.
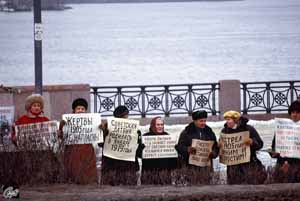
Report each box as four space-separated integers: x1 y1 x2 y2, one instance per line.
103 117 139 162
15 121 58 151
0 106 15 152
188 139 214 167
275 118 300 159
142 135 178 159
62 113 103 145
219 131 250 166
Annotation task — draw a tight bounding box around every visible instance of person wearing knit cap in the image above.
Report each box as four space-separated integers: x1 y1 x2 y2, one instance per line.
113 105 129 118
71 98 88 113
101 105 144 185
271 100 300 182
175 110 219 184
59 97 98 184
220 110 266 184
141 117 177 185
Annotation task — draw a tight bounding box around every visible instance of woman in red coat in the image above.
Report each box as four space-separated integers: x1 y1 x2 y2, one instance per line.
14 94 49 126
12 94 58 184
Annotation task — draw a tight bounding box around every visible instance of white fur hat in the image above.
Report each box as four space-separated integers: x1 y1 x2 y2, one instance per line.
25 94 44 111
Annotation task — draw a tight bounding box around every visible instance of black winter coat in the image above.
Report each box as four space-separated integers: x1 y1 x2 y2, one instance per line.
175 122 219 167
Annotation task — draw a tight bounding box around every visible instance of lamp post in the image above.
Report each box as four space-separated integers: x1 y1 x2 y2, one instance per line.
33 0 43 95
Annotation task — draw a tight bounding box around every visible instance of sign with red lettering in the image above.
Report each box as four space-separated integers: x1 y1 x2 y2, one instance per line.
219 131 250 166
275 118 300 159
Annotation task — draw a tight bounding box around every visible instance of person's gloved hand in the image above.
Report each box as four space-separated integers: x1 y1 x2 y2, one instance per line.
58 120 66 139
218 141 224 149
281 161 289 173
208 152 216 159
269 151 280 158
244 138 253 146
188 146 196 155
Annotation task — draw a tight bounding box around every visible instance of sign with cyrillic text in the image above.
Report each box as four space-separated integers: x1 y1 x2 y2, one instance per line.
0 106 15 152
103 117 139 162
275 118 300 159
219 131 250 166
142 135 178 159
15 121 58 151
62 113 103 145
189 139 214 167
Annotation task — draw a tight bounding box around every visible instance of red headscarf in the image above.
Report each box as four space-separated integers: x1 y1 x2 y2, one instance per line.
149 116 163 134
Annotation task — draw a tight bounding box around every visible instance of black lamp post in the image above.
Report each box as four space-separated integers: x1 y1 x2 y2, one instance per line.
33 0 43 94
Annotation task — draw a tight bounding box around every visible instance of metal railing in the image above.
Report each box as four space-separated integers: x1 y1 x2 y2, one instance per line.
91 83 219 117
91 80 300 117
241 81 300 114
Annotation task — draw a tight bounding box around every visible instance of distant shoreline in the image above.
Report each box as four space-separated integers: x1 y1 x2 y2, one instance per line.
64 0 243 4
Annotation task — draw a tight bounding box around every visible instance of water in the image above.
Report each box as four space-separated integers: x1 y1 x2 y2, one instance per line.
1 0 300 87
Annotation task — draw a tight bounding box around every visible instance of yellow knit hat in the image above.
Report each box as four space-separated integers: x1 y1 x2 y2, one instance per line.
223 110 241 120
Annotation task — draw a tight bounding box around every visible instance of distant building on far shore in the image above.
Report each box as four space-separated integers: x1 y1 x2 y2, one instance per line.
0 0 65 12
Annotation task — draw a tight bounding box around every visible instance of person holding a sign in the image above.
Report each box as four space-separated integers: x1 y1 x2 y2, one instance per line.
220 110 266 184
14 94 49 126
59 98 98 184
141 117 178 185
270 100 300 182
101 105 144 185
12 94 59 184
175 110 219 184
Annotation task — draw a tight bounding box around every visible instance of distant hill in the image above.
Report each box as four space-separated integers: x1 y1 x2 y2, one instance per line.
64 0 241 3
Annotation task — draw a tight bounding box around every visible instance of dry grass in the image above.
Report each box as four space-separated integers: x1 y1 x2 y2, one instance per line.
1 145 300 186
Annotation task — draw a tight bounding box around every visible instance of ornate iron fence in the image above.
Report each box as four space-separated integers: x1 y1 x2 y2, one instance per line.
91 83 219 117
241 81 300 114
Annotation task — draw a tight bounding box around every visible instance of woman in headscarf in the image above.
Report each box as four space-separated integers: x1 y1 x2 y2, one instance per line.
141 117 177 185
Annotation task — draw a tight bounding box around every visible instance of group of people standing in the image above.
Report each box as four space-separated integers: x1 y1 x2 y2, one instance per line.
4 93 300 186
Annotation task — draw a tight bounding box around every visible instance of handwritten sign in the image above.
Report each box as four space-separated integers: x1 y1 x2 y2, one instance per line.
15 121 58 151
219 131 250 166
275 118 300 159
142 135 178 159
0 106 15 152
103 117 139 162
189 139 214 167
62 113 103 145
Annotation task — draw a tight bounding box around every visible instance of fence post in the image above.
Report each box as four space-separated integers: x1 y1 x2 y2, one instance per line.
117 87 122 107
92 88 97 113
164 86 169 117
141 86 146 118
211 84 217 115
188 85 193 116
219 80 241 117
241 83 248 114
266 83 271 113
